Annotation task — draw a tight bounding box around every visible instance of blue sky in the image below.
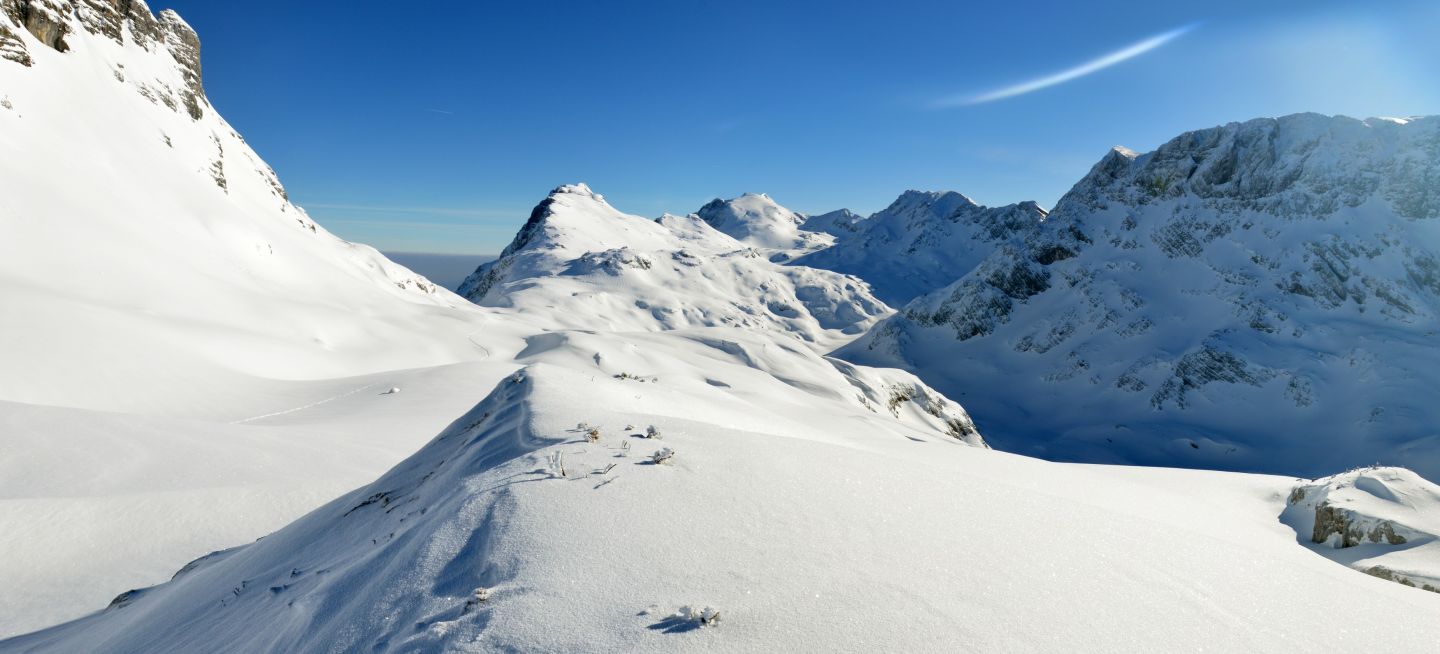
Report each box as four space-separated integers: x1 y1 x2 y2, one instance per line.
165 0 1440 254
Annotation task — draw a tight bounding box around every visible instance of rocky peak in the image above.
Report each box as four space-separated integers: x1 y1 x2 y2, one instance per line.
2 1 208 118
1058 114 1440 220
156 9 203 119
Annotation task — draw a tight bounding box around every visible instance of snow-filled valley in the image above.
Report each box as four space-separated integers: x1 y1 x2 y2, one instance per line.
2 2 1439 652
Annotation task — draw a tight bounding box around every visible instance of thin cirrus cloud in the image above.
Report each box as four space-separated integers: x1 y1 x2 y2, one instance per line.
934 22 1202 107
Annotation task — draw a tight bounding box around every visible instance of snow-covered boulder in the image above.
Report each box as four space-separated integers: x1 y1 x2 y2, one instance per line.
1282 467 1440 593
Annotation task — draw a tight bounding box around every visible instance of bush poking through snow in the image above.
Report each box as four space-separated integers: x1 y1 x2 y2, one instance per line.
463 587 491 613
678 605 721 627
645 425 662 439
546 451 567 479
651 447 675 465
585 428 601 443
617 440 631 457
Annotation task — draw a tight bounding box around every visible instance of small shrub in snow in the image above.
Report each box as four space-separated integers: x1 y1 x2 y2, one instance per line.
645 425 662 439
585 428 601 443
679 605 721 627
617 440 630 457
546 451 567 479
463 587 491 613
624 424 635 431
651 447 675 465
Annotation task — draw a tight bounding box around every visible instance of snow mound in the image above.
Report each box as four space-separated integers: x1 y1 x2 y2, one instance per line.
1283 466 1440 593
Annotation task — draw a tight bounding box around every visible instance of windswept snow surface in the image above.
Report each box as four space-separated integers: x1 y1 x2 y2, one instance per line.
8 352 1440 653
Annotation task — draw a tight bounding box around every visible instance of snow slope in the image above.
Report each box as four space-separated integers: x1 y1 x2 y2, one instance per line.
0 0 488 418
841 114 1440 480
8 347 1440 652
0 1 513 635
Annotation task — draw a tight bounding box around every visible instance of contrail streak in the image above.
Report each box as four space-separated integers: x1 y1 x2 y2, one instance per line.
935 22 1201 107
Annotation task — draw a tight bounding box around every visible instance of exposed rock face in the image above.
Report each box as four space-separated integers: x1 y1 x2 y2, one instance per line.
0 22 29 65
839 114 1440 478
1311 503 1408 548
2 0 208 119
156 9 202 119
5 0 71 52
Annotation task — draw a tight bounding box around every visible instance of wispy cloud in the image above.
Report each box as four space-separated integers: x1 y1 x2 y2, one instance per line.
424 108 456 115
934 22 1201 107
301 203 517 219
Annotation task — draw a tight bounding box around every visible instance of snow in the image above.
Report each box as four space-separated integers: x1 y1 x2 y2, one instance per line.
1282 467 1440 590
2 6 1440 652
837 114 1440 480
694 192 833 254
8 355 1440 652
794 191 1048 305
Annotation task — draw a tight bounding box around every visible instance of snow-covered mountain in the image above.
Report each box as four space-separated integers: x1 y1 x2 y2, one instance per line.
795 191 1049 305
0 0 504 636
459 184 887 349
694 192 833 255
797 207 865 238
840 114 1440 480
0 0 488 418
5 7 1440 649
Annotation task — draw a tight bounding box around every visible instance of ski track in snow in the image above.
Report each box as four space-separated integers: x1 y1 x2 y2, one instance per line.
228 382 383 425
